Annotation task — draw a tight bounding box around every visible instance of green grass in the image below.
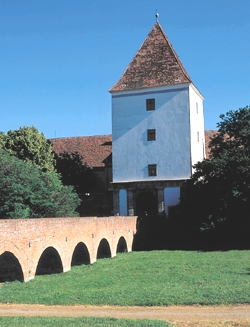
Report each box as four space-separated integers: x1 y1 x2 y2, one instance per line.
0 317 170 327
0 250 249 306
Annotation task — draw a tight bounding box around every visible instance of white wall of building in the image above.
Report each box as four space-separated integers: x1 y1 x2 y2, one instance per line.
111 84 192 183
189 85 205 170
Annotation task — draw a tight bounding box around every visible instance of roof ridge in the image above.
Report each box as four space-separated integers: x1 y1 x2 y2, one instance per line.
50 134 112 140
110 22 192 92
155 22 192 84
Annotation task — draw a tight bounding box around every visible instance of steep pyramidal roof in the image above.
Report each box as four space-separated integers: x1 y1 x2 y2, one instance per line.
110 22 192 92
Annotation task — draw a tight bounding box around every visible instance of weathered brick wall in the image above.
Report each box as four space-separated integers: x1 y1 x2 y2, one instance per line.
0 216 137 281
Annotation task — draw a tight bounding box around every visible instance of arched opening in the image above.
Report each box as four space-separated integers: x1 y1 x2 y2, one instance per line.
0 251 24 282
35 247 63 276
116 236 128 253
97 239 111 259
136 191 157 216
71 242 90 266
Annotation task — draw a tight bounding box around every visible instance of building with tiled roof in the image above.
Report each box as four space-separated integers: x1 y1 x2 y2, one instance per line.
51 17 208 217
50 135 112 194
50 129 213 216
110 17 205 216
50 135 112 168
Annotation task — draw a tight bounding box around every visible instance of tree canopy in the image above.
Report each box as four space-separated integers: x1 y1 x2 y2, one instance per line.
179 106 250 248
0 126 55 172
0 149 81 218
55 151 95 194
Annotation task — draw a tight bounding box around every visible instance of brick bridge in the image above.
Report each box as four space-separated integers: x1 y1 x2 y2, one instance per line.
0 216 137 282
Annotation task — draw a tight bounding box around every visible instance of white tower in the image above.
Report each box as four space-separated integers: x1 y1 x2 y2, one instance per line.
109 20 205 216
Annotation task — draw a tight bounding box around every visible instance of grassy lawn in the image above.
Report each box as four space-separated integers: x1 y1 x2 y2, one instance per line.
0 250 249 306
0 317 170 327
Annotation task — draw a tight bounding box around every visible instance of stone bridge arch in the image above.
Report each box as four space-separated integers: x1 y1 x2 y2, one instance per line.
0 240 28 282
116 236 128 253
0 216 137 282
0 251 24 282
97 238 112 259
71 242 90 266
35 246 63 276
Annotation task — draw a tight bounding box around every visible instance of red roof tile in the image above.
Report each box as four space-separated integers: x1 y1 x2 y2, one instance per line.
50 135 112 168
110 22 192 92
204 130 218 158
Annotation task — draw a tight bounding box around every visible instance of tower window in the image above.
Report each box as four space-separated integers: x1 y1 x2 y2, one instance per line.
197 131 199 142
148 164 157 176
146 98 155 111
196 102 199 114
147 129 156 141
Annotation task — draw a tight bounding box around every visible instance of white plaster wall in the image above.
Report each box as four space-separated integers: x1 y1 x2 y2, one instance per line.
111 84 192 183
188 85 205 171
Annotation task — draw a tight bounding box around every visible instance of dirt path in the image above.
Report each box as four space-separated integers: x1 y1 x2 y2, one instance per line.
0 304 250 326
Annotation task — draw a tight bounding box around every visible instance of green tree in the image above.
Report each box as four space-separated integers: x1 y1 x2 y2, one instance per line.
55 151 95 194
0 149 81 218
0 126 55 172
180 106 250 248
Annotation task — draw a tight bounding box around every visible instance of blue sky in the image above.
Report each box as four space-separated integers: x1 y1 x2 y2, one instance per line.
1 0 250 139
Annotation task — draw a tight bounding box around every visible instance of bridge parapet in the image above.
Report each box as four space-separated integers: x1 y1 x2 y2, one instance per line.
0 216 137 282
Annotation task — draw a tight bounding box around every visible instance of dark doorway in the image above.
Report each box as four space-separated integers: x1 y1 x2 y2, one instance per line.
71 242 90 266
136 192 157 216
116 237 128 253
0 251 24 282
35 247 63 276
97 239 111 259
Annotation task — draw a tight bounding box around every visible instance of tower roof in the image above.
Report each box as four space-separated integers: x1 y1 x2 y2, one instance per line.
110 22 192 92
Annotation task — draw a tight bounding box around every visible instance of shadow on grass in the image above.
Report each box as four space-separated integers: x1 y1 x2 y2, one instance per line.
132 214 250 252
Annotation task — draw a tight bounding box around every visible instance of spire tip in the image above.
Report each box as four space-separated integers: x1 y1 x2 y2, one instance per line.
155 10 159 23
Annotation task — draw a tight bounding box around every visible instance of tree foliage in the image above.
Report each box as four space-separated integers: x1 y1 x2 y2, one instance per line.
0 149 81 218
0 126 55 172
180 106 250 248
55 151 95 194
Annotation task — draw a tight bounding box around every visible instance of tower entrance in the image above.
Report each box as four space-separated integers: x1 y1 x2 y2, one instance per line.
136 192 157 216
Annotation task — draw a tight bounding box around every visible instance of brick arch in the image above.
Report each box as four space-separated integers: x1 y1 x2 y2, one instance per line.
113 232 133 254
96 238 112 259
0 251 24 282
0 242 28 281
0 217 137 282
67 238 94 266
30 241 66 279
116 236 128 253
35 246 63 276
71 242 90 266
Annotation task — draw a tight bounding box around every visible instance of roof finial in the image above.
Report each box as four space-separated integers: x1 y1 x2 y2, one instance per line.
155 10 159 23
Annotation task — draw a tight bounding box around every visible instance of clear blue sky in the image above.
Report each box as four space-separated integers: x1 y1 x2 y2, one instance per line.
1 0 250 139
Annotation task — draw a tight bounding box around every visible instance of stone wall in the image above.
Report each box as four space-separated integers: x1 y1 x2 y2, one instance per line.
0 216 137 281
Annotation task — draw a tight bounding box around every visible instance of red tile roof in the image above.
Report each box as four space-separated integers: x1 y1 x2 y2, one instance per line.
204 130 217 158
50 135 112 168
110 22 192 92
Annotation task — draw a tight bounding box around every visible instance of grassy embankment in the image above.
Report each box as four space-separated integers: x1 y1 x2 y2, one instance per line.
0 251 249 327
0 250 249 306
